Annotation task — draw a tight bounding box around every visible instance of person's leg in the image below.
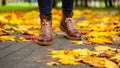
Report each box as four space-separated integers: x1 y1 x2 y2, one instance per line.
60 0 83 40
37 0 53 46
37 0 53 20
62 0 74 17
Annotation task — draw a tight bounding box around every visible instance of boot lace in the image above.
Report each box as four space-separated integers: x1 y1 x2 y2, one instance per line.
41 20 51 36
65 18 77 33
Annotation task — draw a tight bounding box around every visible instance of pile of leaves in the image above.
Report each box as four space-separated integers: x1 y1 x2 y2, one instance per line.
49 46 120 68
0 9 62 42
0 9 120 45
74 10 120 45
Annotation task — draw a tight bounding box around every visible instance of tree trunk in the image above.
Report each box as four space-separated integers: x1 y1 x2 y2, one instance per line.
104 0 108 7
85 0 88 7
28 0 31 3
2 0 6 6
75 0 78 7
109 0 113 7
53 0 56 8
80 0 83 6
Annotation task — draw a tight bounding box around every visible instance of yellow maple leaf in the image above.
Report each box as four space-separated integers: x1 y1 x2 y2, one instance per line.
105 59 118 68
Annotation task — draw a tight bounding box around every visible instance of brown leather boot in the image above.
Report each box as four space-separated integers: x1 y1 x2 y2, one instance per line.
37 15 53 46
60 12 82 40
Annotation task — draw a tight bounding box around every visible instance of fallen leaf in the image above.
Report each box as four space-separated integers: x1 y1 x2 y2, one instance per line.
70 41 83 45
35 60 51 63
47 61 60 66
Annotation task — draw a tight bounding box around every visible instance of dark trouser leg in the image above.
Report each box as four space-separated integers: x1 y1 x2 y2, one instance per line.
62 0 74 17
37 0 53 20
37 0 53 46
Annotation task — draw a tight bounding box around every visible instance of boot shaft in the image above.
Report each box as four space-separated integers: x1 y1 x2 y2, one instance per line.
60 12 82 40
40 15 52 37
40 15 52 29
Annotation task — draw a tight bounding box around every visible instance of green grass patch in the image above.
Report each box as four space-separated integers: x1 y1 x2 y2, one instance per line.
0 2 38 12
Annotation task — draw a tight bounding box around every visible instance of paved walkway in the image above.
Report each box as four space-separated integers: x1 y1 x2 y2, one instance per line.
0 35 116 68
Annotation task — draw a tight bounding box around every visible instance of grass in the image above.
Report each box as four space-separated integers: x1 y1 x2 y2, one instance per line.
0 2 38 12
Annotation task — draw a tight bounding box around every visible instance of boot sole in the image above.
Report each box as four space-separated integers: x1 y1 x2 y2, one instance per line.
60 25 81 40
36 41 53 46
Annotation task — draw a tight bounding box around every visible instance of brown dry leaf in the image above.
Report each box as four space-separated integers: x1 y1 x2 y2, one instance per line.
83 41 93 45
22 31 33 35
35 60 42 63
0 28 10 35
70 41 83 45
35 60 51 63
22 30 39 36
79 30 88 34
47 61 60 66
